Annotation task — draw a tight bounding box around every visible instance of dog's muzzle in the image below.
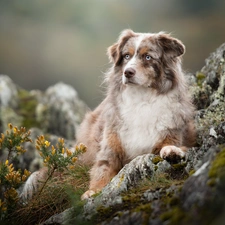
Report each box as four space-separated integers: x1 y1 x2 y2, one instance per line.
123 67 136 84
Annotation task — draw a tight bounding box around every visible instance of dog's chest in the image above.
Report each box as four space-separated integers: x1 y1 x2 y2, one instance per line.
118 88 179 159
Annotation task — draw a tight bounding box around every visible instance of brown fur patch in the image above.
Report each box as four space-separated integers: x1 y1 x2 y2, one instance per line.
107 132 125 166
107 29 136 66
152 133 182 155
88 132 125 191
157 34 185 58
137 46 150 56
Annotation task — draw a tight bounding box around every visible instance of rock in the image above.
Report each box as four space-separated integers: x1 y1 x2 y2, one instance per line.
0 75 22 133
40 208 75 225
191 43 225 110
36 82 88 140
101 211 144 225
0 75 18 108
83 154 171 219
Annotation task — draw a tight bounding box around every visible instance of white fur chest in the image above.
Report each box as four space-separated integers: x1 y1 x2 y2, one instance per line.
118 86 184 160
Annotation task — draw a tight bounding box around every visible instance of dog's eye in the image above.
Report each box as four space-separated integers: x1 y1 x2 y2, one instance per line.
145 55 151 60
124 54 130 60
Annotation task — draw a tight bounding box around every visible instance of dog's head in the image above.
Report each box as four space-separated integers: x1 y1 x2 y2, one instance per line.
107 29 185 93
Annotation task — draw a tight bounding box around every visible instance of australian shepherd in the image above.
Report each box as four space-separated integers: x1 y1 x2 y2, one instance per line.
78 29 195 199
21 29 195 201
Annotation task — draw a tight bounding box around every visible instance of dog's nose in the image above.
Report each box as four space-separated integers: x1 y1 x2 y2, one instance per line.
124 68 136 78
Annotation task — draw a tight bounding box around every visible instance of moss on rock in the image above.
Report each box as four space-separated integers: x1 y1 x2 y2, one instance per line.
208 146 225 186
160 206 186 225
17 89 40 129
196 72 206 88
151 155 164 164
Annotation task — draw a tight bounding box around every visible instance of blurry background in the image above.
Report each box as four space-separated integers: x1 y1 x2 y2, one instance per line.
0 0 224 108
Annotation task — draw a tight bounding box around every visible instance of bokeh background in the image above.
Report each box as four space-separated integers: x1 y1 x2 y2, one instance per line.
0 0 224 108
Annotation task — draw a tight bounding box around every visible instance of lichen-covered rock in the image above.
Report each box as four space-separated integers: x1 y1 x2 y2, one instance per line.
0 75 22 132
0 75 18 108
36 82 88 140
186 43 225 171
190 43 225 111
40 207 75 225
83 154 171 219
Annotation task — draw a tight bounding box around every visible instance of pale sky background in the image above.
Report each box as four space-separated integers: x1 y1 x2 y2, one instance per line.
0 0 224 108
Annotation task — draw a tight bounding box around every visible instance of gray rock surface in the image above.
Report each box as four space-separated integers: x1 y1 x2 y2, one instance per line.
0 75 18 107
37 82 88 140
0 75 22 132
40 208 75 225
83 154 171 219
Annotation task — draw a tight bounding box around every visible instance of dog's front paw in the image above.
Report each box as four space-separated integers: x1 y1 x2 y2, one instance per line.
160 145 185 163
81 190 96 200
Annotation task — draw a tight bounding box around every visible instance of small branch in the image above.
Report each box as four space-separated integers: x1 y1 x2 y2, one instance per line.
7 148 13 161
37 167 56 197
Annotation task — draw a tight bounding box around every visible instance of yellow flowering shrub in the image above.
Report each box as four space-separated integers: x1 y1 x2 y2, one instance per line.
0 123 87 223
0 124 32 220
36 135 86 172
34 135 87 197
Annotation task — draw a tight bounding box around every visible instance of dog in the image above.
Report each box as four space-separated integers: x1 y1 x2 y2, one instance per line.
21 30 195 201
77 29 195 200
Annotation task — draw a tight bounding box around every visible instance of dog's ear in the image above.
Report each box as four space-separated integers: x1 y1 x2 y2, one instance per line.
157 33 185 58
107 42 118 63
107 29 135 65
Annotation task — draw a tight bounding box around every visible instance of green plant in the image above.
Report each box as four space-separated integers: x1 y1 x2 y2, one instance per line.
0 123 88 224
0 124 32 220
35 135 87 196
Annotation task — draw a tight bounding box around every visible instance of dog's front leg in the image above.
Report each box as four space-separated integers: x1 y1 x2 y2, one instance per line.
81 132 124 200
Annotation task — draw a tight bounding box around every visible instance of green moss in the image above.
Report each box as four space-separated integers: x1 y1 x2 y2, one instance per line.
208 146 225 186
171 163 187 170
152 155 164 164
91 192 101 198
166 163 188 180
122 192 141 205
151 173 171 186
207 179 217 187
196 72 206 87
95 193 145 223
208 148 225 178
160 206 186 224
133 203 151 213
189 169 195 176
133 203 152 225
197 100 225 141
96 205 113 217
168 197 179 207
93 160 190 224
93 172 186 224
17 89 40 129
139 174 172 191
157 189 189 225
